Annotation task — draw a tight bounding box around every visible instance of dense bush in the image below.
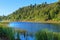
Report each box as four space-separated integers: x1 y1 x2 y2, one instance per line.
0 26 15 40
35 30 60 40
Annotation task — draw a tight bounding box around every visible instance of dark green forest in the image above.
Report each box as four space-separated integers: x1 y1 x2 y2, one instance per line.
1 1 60 22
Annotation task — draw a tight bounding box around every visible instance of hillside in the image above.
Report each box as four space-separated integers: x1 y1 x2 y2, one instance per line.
3 2 60 22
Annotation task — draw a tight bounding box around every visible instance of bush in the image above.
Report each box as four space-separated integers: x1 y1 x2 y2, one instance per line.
35 30 60 40
0 26 15 40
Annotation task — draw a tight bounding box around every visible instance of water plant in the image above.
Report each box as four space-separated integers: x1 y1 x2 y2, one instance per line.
35 29 60 40
0 26 15 40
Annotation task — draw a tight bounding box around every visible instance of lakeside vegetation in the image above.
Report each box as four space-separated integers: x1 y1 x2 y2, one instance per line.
35 30 60 40
0 23 26 40
1 25 60 40
0 26 15 40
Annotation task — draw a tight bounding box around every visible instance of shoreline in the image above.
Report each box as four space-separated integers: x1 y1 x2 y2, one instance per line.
0 20 60 23
11 20 60 23
20 21 60 23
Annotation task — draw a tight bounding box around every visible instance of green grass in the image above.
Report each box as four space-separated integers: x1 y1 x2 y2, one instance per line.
35 30 60 40
0 22 26 40
0 26 15 40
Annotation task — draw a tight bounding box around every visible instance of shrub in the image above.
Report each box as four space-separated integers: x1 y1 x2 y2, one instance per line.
0 26 15 40
35 30 60 40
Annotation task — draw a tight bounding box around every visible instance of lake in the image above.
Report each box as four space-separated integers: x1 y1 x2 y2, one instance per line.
8 22 60 40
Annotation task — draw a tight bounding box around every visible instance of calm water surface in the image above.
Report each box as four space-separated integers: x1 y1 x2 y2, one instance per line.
8 22 60 40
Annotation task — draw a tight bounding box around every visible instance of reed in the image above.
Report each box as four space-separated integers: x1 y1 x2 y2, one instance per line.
35 30 60 40
0 26 15 40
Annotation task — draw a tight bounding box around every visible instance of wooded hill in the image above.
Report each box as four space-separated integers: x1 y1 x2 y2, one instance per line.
1 1 60 22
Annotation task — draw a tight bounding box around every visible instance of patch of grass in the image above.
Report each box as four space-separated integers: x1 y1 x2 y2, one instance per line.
0 26 15 40
35 30 60 40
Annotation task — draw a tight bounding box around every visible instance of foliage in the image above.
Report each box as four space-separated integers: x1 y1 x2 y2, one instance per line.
35 30 60 40
0 26 15 40
1 1 60 21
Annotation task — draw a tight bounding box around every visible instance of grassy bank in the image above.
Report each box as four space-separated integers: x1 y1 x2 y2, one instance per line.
0 22 9 27
0 26 15 40
1 19 60 23
35 30 60 40
0 22 27 40
10 19 60 23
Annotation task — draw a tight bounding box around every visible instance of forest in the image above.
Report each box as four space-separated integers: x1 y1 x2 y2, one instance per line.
1 0 60 22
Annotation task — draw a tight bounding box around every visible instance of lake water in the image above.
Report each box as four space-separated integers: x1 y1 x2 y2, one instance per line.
8 22 60 40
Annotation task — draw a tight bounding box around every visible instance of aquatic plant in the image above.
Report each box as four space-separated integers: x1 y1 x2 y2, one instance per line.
0 26 15 40
35 30 60 40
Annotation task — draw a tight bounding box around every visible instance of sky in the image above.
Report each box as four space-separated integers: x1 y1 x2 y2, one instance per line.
0 0 58 16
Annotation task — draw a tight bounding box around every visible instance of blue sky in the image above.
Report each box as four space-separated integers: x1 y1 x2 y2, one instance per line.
0 0 58 16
